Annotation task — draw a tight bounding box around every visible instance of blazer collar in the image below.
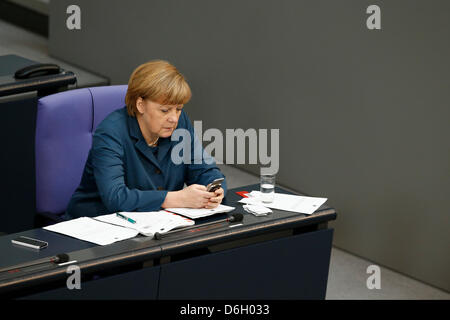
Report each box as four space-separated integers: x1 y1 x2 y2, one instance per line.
127 114 172 170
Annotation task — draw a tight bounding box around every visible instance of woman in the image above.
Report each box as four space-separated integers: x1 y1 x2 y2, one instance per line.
66 60 226 219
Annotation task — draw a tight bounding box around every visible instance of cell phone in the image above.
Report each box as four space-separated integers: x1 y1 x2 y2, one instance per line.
206 178 224 192
11 236 48 250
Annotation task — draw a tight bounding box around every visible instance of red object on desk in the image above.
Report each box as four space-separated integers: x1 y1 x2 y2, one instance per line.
235 191 249 198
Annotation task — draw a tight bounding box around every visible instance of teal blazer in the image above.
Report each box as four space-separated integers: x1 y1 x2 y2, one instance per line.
66 107 226 218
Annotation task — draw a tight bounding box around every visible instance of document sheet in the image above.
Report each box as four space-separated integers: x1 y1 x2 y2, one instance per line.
94 211 194 237
239 191 327 215
43 217 139 246
165 204 235 219
44 211 195 245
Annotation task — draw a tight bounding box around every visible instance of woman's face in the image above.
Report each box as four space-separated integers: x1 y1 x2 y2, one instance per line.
136 97 183 139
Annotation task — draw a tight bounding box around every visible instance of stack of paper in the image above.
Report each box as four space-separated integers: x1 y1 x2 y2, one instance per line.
44 211 195 246
165 204 235 219
94 211 194 236
239 191 327 215
44 217 139 246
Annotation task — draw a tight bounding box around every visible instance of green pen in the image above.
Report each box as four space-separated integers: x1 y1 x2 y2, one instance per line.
116 213 136 224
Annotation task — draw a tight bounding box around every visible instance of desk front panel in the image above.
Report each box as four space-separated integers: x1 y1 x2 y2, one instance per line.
19 264 160 300
158 228 334 300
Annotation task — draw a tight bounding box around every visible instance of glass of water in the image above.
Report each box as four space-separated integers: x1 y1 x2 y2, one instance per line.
260 173 276 203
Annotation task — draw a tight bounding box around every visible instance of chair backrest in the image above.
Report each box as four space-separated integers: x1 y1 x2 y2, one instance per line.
35 85 128 215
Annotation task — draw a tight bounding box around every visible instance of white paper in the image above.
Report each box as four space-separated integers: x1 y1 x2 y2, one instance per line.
239 191 327 215
43 217 139 246
166 204 235 219
94 210 194 237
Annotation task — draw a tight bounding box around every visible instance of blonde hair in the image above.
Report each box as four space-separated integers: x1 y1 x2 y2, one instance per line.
125 60 192 116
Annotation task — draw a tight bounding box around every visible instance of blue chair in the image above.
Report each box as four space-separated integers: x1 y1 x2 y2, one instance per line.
35 85 127 225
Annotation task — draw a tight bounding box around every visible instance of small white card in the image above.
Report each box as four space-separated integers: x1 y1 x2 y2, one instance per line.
243 204 273 216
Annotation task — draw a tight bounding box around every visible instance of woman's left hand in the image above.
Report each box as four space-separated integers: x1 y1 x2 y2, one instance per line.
205 187 224 209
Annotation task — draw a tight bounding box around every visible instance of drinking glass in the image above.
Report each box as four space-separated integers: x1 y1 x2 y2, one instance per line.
260 173 276 203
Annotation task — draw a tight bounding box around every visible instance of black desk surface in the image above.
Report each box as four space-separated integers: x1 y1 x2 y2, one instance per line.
0 55 38 76
0 54 76 97
0 184 336 291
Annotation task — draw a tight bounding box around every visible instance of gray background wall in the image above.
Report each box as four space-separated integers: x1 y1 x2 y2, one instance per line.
48 0 450 292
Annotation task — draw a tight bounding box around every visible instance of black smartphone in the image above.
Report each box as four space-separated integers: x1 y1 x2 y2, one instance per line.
11 236 48 250
206 178 224 192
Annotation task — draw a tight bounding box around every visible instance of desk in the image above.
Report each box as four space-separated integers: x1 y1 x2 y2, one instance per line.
0 54 76 98
0 184 336 300
0 55 77 233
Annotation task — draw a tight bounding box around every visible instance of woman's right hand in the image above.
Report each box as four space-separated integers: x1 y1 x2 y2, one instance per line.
179 184 214 208
162 184 213 209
